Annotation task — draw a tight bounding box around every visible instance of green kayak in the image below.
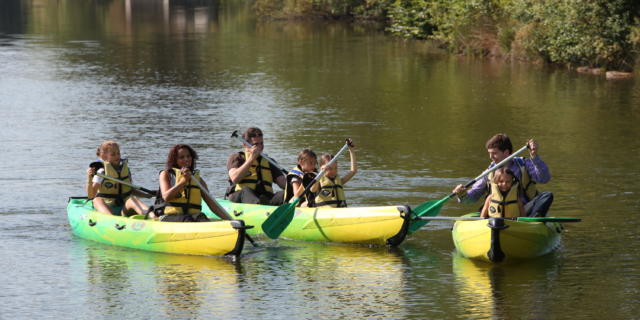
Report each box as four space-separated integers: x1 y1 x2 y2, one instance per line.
67 197 247 256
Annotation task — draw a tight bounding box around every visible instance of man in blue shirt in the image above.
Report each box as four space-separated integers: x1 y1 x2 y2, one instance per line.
452 133 554 217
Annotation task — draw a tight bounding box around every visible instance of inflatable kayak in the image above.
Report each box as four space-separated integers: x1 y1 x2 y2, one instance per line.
452 213 563 263
203 200 412 246
67 197 247 256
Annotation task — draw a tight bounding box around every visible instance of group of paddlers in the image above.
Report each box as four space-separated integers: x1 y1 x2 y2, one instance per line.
85 127 357 222
85 129 552 223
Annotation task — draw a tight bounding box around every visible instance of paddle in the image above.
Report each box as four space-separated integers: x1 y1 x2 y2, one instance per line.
415 216 582 223
408 144 530 234
261 141 351 239
231 130 288 174
189 170 258 247
89 161 156 196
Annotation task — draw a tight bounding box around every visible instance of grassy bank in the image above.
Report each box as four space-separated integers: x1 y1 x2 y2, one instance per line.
254 0 640 72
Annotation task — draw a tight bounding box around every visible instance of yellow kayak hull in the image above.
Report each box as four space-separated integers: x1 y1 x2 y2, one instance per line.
205 200 412 246
452 216 562 263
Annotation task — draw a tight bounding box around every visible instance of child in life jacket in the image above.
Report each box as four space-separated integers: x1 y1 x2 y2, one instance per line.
284 148 318 206
86 141 149 216
480 167 525 218
157 144 232 222
313 138 357 207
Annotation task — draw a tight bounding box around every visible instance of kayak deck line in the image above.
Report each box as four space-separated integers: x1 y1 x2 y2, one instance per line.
301 215 404 230
147 231 239 244
206 200 412 246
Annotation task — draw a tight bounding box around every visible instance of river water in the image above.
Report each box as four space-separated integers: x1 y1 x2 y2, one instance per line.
1 0 639 319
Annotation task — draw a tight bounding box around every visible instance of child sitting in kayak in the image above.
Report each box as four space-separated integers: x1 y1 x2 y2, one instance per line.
480 167 525 218
86 141 149 216
313 138 357 208
284 148 318 206
156 144 232 222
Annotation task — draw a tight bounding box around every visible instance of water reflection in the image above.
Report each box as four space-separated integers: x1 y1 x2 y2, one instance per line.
238 242 409 319
74 239 412 319
85 246 134 314
80 243 240 319
452 253 561 319
152 253 242 318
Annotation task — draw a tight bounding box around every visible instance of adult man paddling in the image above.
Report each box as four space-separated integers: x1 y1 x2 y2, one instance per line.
452 133 553 217
226 127 286 205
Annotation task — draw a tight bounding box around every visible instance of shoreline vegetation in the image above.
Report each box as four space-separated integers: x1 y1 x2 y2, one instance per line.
253 0 640 77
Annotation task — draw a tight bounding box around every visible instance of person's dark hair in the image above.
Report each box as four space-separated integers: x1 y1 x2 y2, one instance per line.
297 148 317 165
166 144 198 171
493 167 516 184
485 133 513 153
243 127 263 141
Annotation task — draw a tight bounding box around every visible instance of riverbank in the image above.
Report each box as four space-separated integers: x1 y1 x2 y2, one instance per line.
253 0 640 75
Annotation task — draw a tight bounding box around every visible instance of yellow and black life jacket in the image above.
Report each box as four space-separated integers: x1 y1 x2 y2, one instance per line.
487 182 521 218
164 168 202 215
233 152 274 195
487 158 539 202
96 159 132 205
313 175 347 208
284 165 316 206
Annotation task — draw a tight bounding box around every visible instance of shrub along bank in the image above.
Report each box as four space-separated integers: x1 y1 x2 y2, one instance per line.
253 0 640 72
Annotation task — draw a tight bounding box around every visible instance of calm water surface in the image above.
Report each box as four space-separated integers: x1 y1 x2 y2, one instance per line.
1 0 639 319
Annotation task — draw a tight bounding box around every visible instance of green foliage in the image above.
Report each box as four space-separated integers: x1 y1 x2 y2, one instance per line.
253 0 640 69
387 0 515 55
386 0 640 68
509 0 637 70
632 18 640 52
351 0 393 19
254 0 388 19
386 0 432 39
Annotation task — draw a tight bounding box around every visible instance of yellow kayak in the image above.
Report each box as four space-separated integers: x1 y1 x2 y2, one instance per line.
67 197 247 256
204 200 412 246
452 214 563 263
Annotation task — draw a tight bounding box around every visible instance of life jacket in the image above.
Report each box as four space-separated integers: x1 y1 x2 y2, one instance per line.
313 175 347 208
487 158 539 202
95 159 132 205
231 152 274 195
163 168 202 215
284 165 316 206
487 181 521 218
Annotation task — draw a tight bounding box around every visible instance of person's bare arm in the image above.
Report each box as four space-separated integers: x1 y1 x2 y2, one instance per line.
229 146 260 183
341 147 357 185
480 196 491 218
86 167 99 199
160 169 189 201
